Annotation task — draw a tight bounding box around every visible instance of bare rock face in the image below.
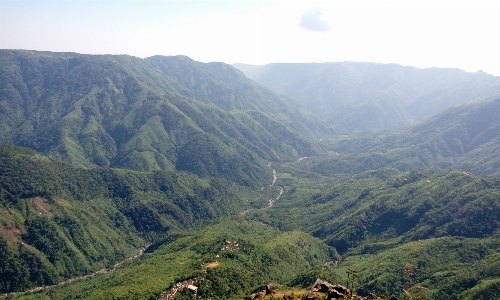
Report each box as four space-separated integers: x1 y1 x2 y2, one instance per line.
311 279 335 293
328 289 347 299
187 285 198 294
330 284 350 297
310 279 351 300
266 284 277 294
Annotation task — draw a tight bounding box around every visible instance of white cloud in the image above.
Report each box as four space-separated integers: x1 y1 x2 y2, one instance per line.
299 8 330 32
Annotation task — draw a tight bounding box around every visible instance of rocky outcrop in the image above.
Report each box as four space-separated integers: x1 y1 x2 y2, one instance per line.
310 279 350 299
245 278 399 300
266 284 277 294
187 285 198 294
311 279 335 293
308 279 398 300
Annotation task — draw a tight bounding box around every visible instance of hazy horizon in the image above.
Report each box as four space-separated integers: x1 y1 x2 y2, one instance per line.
1 1 499 75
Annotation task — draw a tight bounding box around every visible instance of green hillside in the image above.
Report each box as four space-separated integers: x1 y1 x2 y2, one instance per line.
317 98 500 176
256 169 500 249
10 218 337 300
5 161 500 299
2 50 500 300
234 62 500 132
0 144 274 293
247 168 500 299
0 50 326 187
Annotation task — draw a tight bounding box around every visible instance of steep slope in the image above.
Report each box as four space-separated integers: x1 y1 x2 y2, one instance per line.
0 50 325 187
0 144 273 293
409 98 500 174
10 218 337 299
321 98 500 176
9 167 500 299
248 168 500 299
234 62 500 132
255 169 500 253
337 236 500 299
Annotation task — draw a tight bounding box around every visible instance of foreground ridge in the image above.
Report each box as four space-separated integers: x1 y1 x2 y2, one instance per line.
245 279 400 300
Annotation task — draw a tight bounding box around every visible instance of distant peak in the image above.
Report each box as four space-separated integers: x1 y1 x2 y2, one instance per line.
474 69 489 75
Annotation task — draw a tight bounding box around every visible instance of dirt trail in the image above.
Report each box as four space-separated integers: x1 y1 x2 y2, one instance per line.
1 244 150 298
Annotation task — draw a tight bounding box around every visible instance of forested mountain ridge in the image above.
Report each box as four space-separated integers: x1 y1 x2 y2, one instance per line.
234 62 500 132
318 98 500 176
253 167 500 249
0 50 325 187
2 50 500 300
5 155 500 299
251 168 500 299
0 144 274 293
9 218 339 300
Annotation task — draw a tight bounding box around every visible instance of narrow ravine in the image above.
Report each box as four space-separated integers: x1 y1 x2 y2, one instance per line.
241 166 283 215
264 186 284 210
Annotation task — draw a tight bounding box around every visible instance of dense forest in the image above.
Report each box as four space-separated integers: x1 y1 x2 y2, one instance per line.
0 50 326 188
1 50 500 299
0 144 273 293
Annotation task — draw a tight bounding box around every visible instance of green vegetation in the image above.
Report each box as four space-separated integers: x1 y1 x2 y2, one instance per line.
2 51 500 299
336 236 500 299
0 50 327 188
271 98 500 178
4 148 499 299
257 168 500 250
246 168 500 299
13 218 337 300
0 144 272 293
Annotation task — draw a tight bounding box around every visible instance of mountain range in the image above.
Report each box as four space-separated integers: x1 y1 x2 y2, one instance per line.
0 50 326 187
1 50 500 299
234 62 500 132
315 97 500 176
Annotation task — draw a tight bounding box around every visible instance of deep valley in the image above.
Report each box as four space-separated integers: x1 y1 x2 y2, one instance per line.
1 50 500 300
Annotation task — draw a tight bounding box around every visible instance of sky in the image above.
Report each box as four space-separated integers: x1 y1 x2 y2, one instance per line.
1 0 500 75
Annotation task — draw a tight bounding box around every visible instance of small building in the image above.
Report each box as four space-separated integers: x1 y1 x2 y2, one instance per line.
187 285 198 294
